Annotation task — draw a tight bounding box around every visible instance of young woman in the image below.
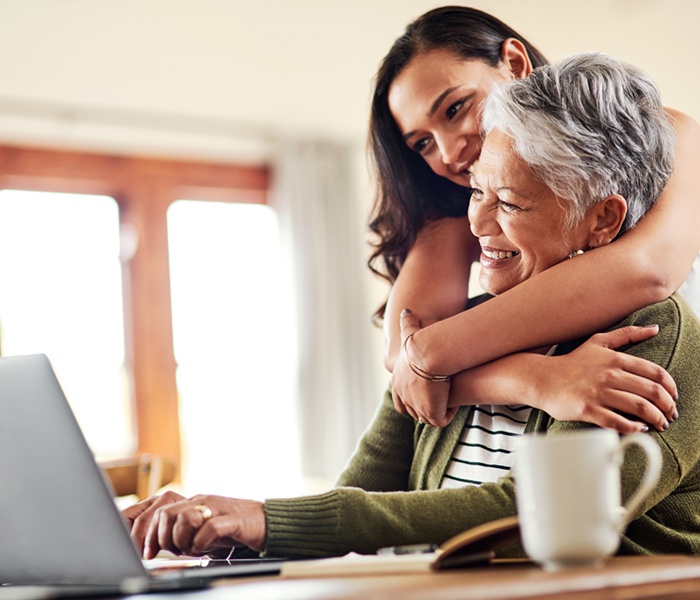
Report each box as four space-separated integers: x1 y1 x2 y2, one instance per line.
369 6 700 428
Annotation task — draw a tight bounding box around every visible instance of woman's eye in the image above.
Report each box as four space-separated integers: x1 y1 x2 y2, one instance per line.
412 137 431 154
498 200 520 213
446 99 466 120
470 187 484 200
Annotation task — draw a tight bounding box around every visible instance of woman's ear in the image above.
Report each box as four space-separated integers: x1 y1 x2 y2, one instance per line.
587 195 627 248
501 38 533 79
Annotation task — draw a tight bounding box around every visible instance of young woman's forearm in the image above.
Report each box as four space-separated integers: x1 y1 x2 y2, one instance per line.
414 244 668 374
447 353 538 406
410 109 700 375
446 325 678 434
382 215 476 371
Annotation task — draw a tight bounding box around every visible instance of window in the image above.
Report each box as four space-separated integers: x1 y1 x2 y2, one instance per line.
0 144 272 488
0 189 132 457
168 200 301 498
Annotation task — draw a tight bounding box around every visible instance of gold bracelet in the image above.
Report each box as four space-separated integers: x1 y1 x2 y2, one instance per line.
402 333 452 382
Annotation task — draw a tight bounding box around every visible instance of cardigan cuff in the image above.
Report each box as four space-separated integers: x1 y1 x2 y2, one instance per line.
263 489 345 558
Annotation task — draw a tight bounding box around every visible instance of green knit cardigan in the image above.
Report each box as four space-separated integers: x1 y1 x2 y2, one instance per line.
263 295 700 558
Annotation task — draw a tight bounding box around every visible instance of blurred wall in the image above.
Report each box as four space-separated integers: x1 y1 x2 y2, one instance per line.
0 1 697 157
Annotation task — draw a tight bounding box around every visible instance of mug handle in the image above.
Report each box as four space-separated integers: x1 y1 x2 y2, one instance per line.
617 434 662 531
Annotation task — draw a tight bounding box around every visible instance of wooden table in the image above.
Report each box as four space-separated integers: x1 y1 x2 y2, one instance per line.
145 555 700 600
3 555 700 599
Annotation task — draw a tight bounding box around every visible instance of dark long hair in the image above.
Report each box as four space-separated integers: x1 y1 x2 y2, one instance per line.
368 6 548 321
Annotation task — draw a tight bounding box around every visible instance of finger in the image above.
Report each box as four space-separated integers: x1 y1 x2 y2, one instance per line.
421 384 454 427
404 404 420 422
391 379 407 415
610 354 678 420
581 406 651 435
583 342 678 421
191 520 223 556
436 406 459 427
191 517 246 557
603 388 671 432
156 505 186 556
131 517 149 556
399 308 422 342
130 492 182 555
443 407 459 425
122 495 157 532
140 493 187 558
398 397 421 422
421 410 444 428
393 394 407 415
618 371 676 424
170 508 204 556
592 325 659 350
425 415 450 428
143 509 164 560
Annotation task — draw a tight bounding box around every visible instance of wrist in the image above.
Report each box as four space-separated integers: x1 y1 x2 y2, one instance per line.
409 327 454 378
403 331 451 382
252 501 267 552
520 354 550 411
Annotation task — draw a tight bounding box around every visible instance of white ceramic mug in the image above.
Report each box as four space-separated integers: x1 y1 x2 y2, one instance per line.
515 429 662 571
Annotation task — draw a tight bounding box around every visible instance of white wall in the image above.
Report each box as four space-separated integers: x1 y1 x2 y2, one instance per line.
1 1 697 158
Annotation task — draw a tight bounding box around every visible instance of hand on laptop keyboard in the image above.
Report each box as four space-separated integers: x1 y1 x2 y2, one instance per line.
123 491 267 560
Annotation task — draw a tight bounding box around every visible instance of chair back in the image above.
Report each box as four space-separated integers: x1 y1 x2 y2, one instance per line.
99 454 177 500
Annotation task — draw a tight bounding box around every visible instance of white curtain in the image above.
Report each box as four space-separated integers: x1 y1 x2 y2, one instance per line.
271 139 380 482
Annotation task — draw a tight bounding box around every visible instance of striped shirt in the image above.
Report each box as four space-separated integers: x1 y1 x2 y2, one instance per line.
440 404 532 489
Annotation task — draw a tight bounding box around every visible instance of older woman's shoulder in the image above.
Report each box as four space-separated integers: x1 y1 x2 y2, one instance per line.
619 293 697 329
617 293 700 373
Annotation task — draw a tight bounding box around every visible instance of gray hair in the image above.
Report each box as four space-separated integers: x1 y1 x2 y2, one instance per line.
481 52 676 234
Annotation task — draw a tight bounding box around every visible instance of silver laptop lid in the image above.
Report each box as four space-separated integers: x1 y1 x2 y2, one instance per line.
0 354 147 587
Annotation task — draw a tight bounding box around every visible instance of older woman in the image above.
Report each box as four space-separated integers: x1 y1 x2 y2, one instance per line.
125 53 700 560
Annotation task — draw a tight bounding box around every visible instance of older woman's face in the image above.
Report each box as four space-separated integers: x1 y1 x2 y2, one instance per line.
468 130 588 295
388 49 515 187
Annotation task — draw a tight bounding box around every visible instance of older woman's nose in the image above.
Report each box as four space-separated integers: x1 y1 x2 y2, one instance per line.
468 199 498 237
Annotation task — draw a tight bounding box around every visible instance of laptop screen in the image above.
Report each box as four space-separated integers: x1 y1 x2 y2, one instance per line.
0 354 148 587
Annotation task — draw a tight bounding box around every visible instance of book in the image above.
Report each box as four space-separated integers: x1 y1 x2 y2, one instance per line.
281 515 520 577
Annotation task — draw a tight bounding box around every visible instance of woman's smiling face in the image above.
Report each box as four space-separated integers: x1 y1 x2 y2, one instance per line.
388 49 515 187
468 129 591 296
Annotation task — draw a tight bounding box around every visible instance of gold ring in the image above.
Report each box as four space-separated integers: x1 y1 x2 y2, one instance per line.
194 504 213 521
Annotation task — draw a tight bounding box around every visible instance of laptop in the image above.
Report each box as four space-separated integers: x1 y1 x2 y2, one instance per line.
0 354 285 596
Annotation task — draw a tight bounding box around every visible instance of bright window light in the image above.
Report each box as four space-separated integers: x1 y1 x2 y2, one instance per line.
167 200 301 500
0 189 133 458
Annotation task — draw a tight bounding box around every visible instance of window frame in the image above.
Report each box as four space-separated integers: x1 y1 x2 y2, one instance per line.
0 144 269 466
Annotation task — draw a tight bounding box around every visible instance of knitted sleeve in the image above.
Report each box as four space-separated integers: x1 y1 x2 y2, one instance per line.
263 480 518 558
333 387 417 492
